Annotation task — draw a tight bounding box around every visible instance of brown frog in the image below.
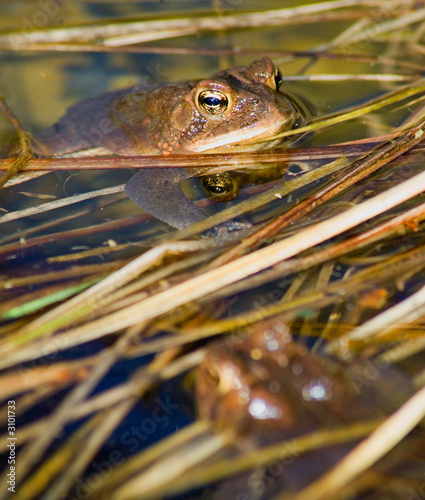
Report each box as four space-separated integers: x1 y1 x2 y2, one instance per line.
33 58 307 229
196 320 414 498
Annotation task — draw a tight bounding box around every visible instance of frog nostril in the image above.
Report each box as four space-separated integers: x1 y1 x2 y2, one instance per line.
205 366 220 386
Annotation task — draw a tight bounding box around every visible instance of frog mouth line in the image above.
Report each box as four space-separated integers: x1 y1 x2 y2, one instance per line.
189 117 293 153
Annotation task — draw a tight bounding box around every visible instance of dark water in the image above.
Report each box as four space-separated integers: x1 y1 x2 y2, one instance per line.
1 1 425 499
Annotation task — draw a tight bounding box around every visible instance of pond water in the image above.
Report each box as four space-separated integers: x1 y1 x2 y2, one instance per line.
1 1 425 499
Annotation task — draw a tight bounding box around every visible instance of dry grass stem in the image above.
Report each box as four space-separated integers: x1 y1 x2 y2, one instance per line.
0 185 125 224
12 163 423 348
128 419 382 500
0 96 34 186
1 240 214 350
89 421 211 498
208 199 425 303
2 2 425 498
326 283 425 354
281 384 425 500
0 1 398 47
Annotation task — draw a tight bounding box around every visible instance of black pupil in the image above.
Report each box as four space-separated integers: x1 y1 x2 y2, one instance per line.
275 70 283 88
209 185 225 194
204 96 222 107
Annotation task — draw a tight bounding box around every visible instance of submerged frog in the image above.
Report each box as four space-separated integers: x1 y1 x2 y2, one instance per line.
196 320 414 498
33 58 307 228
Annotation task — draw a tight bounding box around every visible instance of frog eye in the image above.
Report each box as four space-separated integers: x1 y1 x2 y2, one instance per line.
201 173 238 201
274 68 283 90
197 90 229 116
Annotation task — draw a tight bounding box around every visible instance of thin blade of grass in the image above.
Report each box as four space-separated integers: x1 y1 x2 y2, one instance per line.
280 384 425 500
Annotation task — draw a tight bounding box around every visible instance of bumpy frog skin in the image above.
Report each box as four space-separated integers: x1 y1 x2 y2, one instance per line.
197 321 381 439
196 321 413 497
34 58 306 228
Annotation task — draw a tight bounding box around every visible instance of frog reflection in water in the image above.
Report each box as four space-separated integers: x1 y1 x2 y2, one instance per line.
196 321 414 498
34 58 307 229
